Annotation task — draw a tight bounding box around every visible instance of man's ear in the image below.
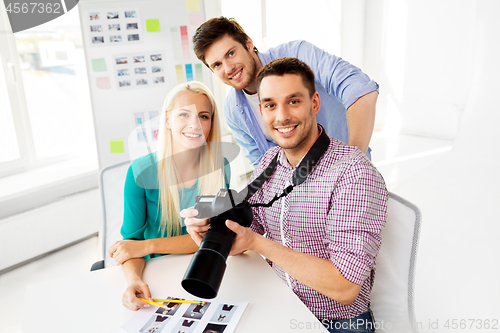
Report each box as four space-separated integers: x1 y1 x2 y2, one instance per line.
246 37 254 51
259 103 262 116
312 91 321 115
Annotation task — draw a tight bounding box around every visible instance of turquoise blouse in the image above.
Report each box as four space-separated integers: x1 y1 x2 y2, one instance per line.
121 152 230 259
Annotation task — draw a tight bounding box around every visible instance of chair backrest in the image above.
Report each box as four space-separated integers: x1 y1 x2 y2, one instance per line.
370 192 421 332
98 160 131 268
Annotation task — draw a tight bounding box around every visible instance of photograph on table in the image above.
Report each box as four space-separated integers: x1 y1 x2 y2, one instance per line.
209 304 237 323
171 319 198 333
153 298 182 316
202 323 227 333
182 302 211 320
138 314 170 333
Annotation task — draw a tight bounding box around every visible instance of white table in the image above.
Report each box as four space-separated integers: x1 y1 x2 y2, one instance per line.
23 251 327 332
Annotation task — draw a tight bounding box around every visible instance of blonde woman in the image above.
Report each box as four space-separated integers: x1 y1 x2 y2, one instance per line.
108 81 230 310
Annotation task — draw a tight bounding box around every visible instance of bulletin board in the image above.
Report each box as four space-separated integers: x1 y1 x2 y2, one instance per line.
79 0 213 169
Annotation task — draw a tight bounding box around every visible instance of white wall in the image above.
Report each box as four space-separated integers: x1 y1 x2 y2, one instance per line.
0 189 100 272
365 0 478 140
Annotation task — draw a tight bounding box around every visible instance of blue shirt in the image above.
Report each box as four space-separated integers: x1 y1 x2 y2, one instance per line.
224 40 379 166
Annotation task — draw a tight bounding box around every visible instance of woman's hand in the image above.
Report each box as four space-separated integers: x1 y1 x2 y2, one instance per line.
122 278 152 311
108 240 150 265
180 207 211 246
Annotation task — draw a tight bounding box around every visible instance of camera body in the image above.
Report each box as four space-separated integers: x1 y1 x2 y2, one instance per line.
181 189 253 299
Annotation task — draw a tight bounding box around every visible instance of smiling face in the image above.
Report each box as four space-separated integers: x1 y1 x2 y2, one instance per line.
259 74 320 166
166 91 212 154
204 35 261 93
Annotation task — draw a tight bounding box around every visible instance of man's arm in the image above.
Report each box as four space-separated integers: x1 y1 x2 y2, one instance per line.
224 100 263 167
225 220 361 305
347 91 378 153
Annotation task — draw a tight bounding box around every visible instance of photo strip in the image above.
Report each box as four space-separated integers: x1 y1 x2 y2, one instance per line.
113 50 167 90
86 8 142 47
120 295 247 333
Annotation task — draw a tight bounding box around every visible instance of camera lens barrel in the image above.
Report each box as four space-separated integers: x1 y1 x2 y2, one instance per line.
182 199 253 299
181 247 227 299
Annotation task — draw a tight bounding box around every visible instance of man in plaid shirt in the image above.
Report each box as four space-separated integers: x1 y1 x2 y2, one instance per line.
183 57 388 332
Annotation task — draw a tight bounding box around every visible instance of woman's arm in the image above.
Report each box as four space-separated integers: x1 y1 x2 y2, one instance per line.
108 234 198 265
121 258 152 311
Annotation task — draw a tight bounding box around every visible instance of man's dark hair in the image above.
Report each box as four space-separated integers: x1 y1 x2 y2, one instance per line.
192 16 258 68
256 57 316 97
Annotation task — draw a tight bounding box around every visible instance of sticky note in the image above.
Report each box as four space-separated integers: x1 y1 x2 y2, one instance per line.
96 77 111 89
189 12 203 26
180 26 190 60
185 64 193 81
91 58 107 72
110 140 124 153
195 64 203 81
186 0 200 12
146 19 160 32
171 27 182 62
175 64 184 84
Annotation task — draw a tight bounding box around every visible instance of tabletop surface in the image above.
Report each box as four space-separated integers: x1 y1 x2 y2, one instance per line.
23 251 328 332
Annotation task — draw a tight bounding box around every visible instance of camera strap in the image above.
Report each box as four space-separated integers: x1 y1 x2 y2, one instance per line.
243 126 330 208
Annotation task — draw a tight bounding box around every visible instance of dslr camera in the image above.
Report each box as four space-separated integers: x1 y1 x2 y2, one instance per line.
181 188 253 299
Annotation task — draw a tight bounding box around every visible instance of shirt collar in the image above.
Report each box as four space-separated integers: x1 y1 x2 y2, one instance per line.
276 125 325 170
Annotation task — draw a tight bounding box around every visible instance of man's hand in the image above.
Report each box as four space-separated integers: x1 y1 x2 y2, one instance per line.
122 278 152 311
225 219 258 256
180 207 210 246
108 240 149 265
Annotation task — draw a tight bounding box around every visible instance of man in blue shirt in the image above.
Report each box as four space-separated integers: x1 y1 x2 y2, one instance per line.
193 17 379 166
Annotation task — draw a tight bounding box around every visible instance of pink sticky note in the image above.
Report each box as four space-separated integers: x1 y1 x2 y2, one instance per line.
189 12 203 26
96 77 111 89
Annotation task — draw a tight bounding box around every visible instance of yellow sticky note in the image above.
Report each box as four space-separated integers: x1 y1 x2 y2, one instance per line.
175 64 184 84
186 0 200 12
146 19 160 32
110 140 124 153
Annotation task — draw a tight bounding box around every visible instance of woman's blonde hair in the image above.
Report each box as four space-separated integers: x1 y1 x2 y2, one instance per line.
156 81 225 237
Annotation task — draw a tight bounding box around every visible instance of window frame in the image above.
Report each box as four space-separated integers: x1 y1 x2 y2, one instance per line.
0 3 96 178
0 4 36 177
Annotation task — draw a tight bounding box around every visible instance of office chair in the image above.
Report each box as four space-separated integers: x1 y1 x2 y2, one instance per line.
370 192 421 332
91 160 131 271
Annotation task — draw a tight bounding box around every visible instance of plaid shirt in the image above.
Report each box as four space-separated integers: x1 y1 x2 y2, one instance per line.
248 137 388 319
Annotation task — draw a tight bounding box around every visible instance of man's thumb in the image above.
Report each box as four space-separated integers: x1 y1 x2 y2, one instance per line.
225 219 237 231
